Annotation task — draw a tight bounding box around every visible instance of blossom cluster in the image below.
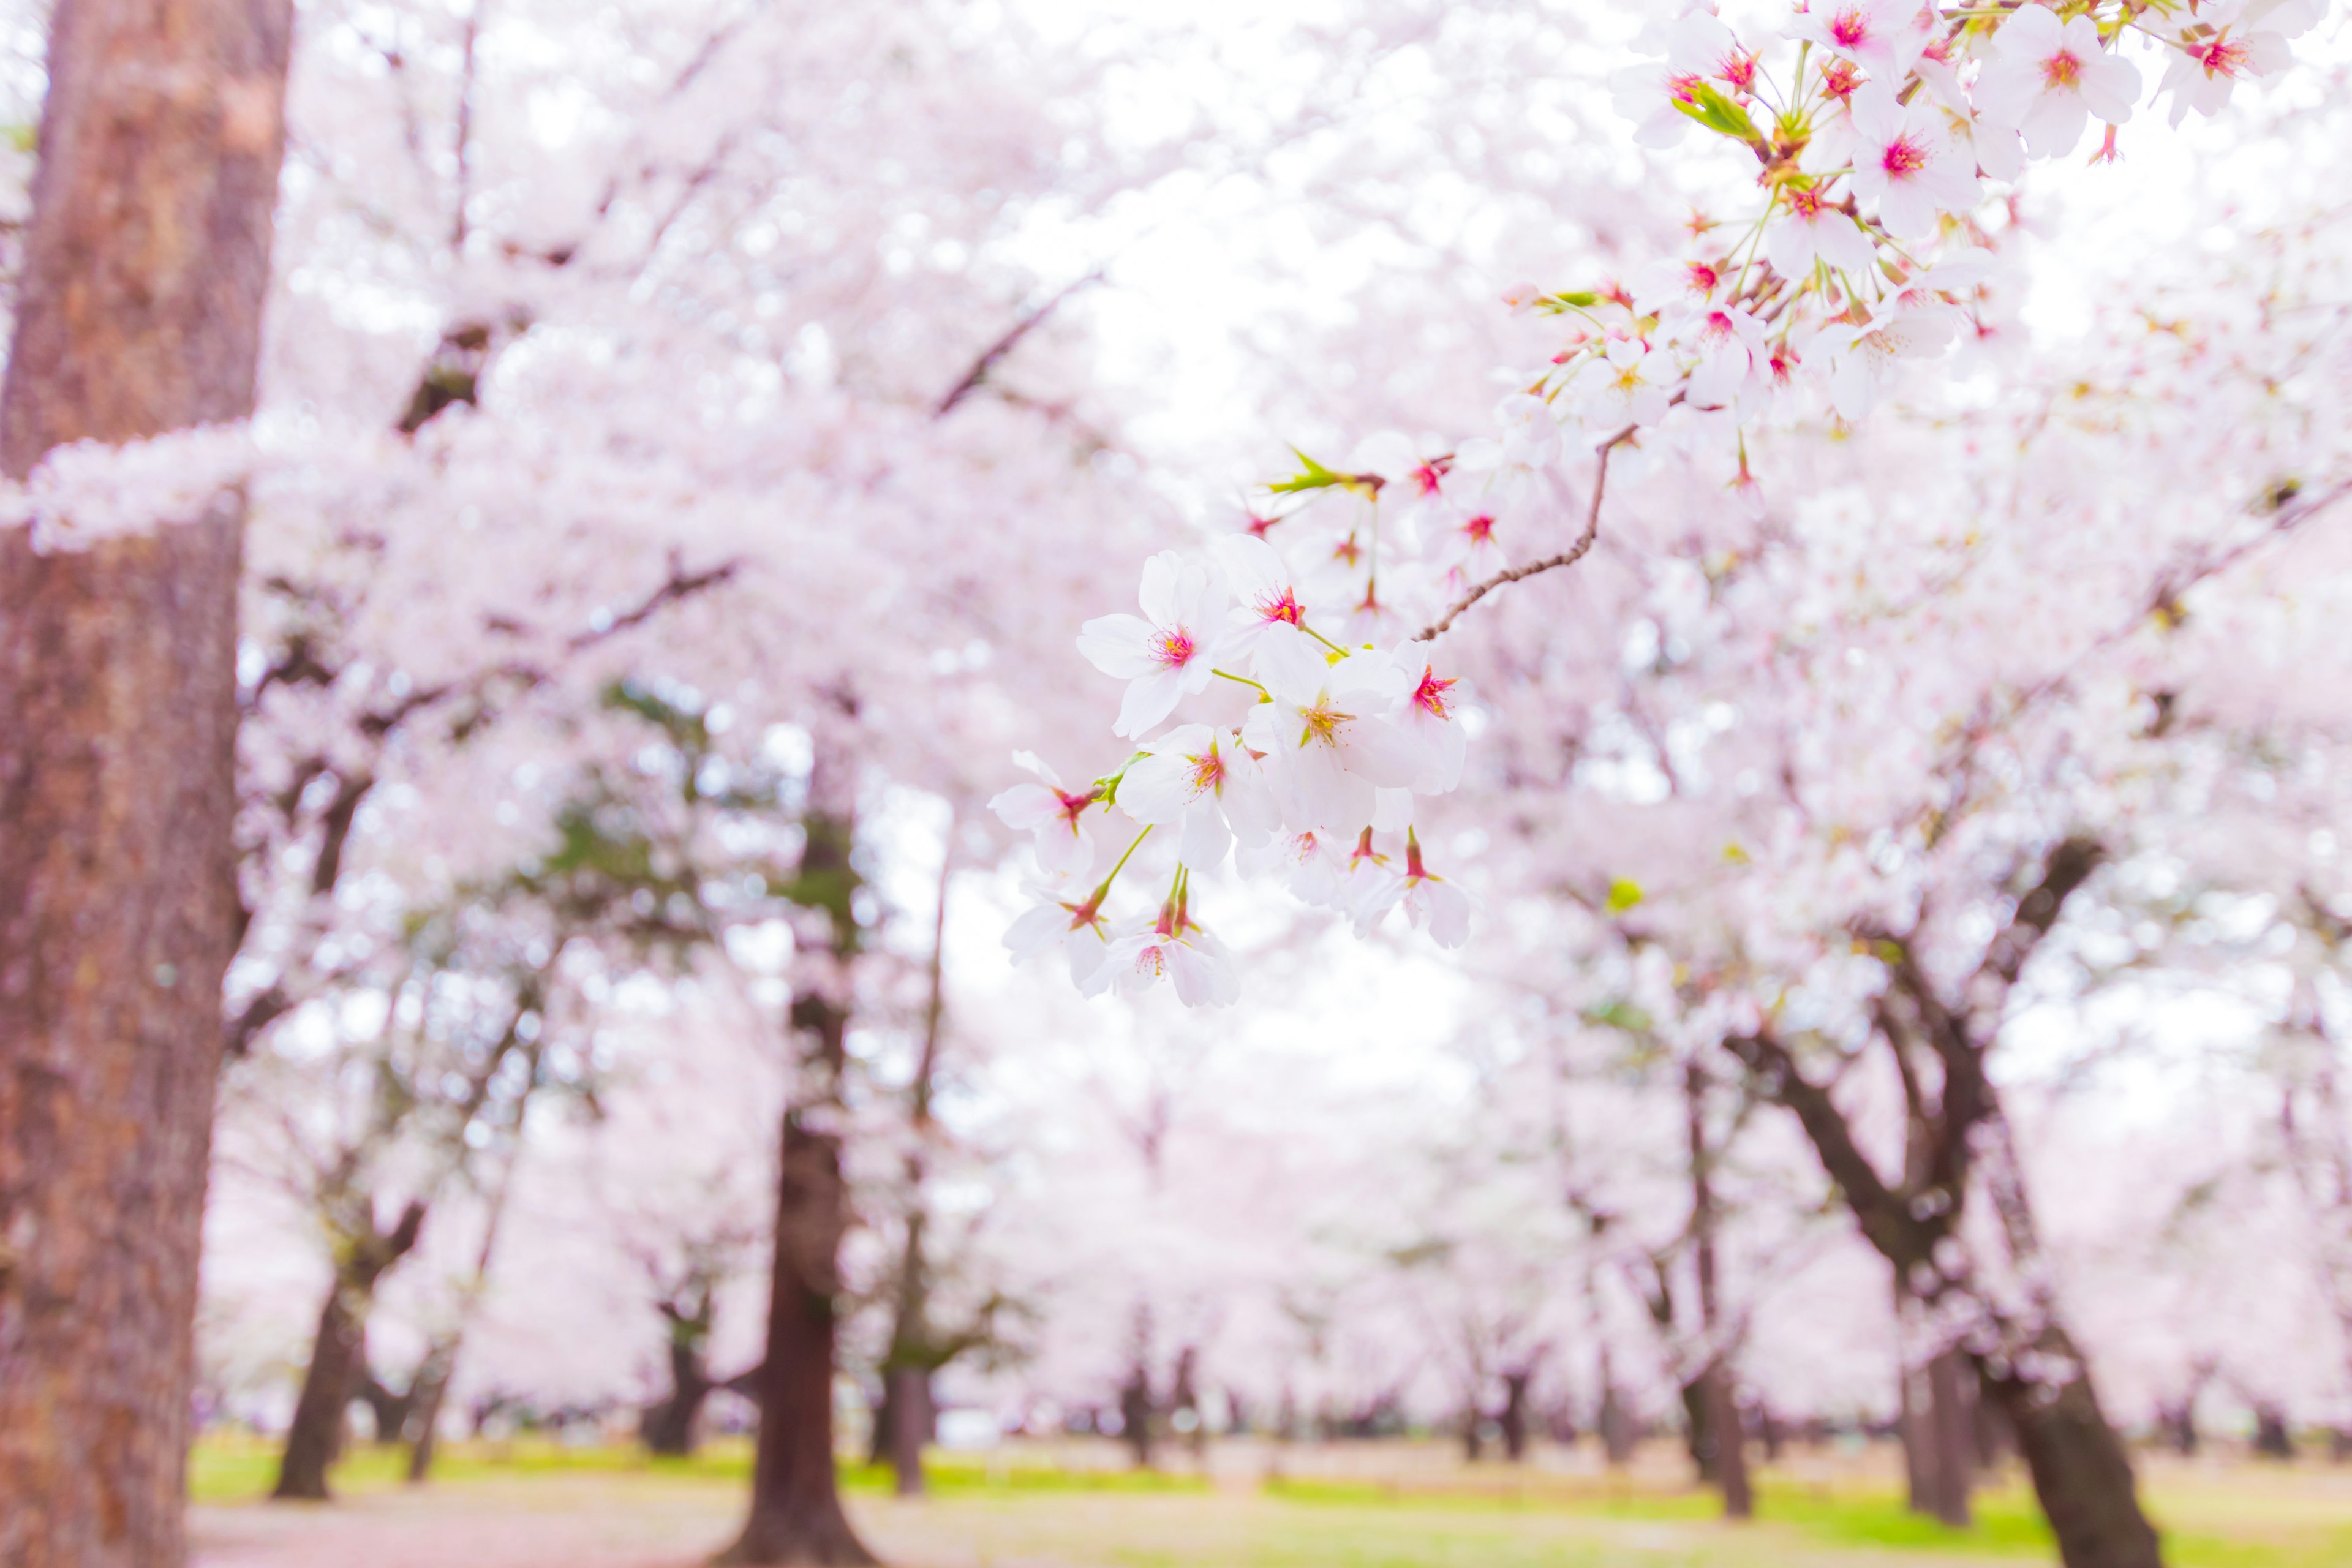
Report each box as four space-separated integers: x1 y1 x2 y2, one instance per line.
998 0 2316 1006
995 538 1474 1008
1581 0 2318 427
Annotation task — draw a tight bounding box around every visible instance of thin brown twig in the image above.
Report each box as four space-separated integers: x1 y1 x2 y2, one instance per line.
1414 421 1641 643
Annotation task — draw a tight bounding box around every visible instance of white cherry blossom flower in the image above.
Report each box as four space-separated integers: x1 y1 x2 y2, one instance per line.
1117 723 1281 870
1427 504 1506 586
1632 256 1730 319
2155 1 2304 126
1814 296 1966 421
1209 533 1328 694
1076 550 1229 738
1847 83 1981 239
1396 663 1471 794
988 751 1099 877
1610 10 1765 149
1242 650 1420 836
1099 914 1239 1008
1681 303 1770 407
1789 0 1932 78
1003 879 1112 987
1765 184 1875 279
1976 6 2139 159
1397 853 1474 948
1240 829 1350 907
1575 337 1675 429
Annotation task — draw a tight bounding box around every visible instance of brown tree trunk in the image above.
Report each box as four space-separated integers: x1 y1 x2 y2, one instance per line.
273 1202 425 1501
273 1288 360 1501
1498 1370 1532 1463
0 4 292 1561
1978 1332 2162 1568
1703 1366 1753 1519
1596 1351 1636 1466
1928 1349 1976 1528
1685 1060 1750 1519
718 1096 873 1565
884 1367 930 1498
644 1330 715 1458
404 1348 454 1483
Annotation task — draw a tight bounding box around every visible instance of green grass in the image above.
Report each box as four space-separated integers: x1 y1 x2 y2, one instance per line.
189 1436 2352 1568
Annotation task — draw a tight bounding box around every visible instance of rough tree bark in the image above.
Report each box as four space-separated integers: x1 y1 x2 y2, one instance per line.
719 808 875 1567
0 3 293 1563
1727 837 2165 1568
273 1201 426 1500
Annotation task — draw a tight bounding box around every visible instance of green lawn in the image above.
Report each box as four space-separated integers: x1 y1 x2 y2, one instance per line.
188 1436 2352 1568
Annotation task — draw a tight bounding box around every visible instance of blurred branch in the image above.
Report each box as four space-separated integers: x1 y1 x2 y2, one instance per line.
935 270 1104 420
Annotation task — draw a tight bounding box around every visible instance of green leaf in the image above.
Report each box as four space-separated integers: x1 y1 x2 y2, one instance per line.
1605 877 1644 914
1536 290 1601 314
1672 81 1758 144
1268 448 1348 495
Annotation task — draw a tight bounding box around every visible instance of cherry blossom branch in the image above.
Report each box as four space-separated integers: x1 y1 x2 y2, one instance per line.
935 270 1104 419
1412 421 1642 643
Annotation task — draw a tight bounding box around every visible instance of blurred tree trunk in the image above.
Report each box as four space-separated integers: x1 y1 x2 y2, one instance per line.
641 1284 716 1458
1729 839 2162 1568
721 1079 872 1564
720 805 875 1566
0 2 292 1560
1596 1351 1636 1466
874 846 951 1496
1686 1061 1751 1520
1498 1369 1532 1463
273 1202 426 1500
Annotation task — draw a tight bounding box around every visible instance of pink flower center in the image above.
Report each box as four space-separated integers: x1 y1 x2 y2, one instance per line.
1461 514 1495 546
2196 36 2250 78
1055 788 1094 827
1828 8 1870 50
1668 70 1705 107
1880 134 1929 179
2041 49 2081 89
1350 827 1387 870
1413 666 1458 719
1152 628 1196 669
1716 50 1759 91
1410 459 1450 495
1820 59 1863 101
1332 537 1362 568
1255 587 1304 626
1245 514 1278 538
1789 186 1829 221
1684 260 1723 296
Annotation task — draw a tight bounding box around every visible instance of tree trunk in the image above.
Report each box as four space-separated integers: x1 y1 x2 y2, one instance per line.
1980 1348 2162 1568
1597 1354 1636 1466
0 1 292 1562
273 1202 425 1501
717 1103 873 1566
1681 1378 1716 1482
1703 1366 1752 1518
404 1348 454 1483
1498 1370 1532 1463
2253 1404 2294 1461
1928 1349 1975 1528
643 1329 714 1458
273 1287 360 1502
885 1367 929 1498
